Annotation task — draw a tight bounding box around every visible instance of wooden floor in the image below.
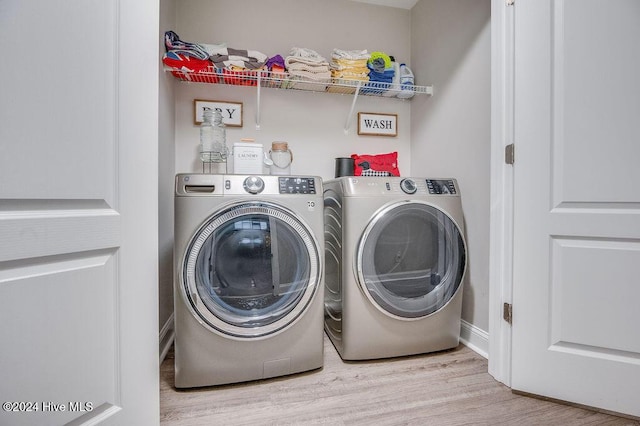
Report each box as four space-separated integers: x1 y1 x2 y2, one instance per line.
160 334 638 425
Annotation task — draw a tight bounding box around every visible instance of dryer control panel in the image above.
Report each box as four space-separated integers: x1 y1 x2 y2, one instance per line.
340 177 459 197
426 179 457 195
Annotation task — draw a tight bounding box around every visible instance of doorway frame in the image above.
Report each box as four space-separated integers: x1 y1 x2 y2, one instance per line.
488 0 514 387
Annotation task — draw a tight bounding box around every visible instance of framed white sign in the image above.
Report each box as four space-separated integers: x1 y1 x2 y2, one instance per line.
357 112 398 137
194 99 243 127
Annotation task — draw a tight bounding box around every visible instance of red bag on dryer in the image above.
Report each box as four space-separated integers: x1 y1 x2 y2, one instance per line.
351 152 400 177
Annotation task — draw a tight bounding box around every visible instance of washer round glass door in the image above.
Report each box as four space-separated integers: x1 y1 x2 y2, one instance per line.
356 201 466 319
182 201 320 338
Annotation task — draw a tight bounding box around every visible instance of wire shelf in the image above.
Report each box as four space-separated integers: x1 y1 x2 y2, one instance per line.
164 67 433 98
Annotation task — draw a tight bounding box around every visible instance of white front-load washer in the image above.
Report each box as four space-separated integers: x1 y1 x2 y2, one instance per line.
323 176 467 360
174 174 324 388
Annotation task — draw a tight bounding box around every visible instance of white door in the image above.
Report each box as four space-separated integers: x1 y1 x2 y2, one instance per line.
512 0 640 417
0 1 159 425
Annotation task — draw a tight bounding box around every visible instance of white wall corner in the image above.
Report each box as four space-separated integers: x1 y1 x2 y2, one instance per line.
159 313 175 363
460 320 489 359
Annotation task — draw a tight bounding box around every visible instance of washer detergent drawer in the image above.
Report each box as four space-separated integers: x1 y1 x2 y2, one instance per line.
176 174 224 196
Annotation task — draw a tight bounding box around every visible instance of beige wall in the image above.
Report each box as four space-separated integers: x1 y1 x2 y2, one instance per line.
411 0 491 332
173 0 414 179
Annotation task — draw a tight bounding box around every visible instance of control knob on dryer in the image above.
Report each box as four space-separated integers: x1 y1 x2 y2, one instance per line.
243 176 265 194
400 178 417 194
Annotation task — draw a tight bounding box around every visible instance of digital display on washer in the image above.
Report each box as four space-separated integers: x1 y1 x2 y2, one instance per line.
425 179 457 195
279 177 316 194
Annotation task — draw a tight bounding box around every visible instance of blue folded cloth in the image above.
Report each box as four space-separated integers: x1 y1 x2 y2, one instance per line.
367 64 395 83
368 57 387 73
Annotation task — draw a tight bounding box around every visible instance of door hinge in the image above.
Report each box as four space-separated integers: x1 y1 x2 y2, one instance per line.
505 143 515 165
503 302 513 324
506 0 514 5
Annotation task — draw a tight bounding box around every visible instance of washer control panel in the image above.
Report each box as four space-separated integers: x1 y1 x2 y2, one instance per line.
279 177 317 194
426 179 457 195
176 174 322 196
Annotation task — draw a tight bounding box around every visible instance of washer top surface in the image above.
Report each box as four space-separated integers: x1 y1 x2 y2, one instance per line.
334 176 460 197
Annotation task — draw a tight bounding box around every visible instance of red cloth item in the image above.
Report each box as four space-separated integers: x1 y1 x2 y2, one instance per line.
162 52 212 73
351 152 400 177
162 52 221 83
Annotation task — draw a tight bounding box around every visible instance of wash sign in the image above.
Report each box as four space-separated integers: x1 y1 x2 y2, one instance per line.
357 112 398 137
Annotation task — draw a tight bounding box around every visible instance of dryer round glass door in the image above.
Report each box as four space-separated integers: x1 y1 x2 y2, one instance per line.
182 201 321 338
356 201 466 319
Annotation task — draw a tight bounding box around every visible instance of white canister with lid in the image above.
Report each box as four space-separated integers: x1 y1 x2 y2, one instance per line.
233 139 264 174
268 141 293 175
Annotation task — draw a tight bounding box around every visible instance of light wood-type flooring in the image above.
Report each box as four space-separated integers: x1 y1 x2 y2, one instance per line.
160 334 639 425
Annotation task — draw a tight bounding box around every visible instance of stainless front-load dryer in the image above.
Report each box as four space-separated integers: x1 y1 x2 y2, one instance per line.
324 177 467 360
174 174 324 388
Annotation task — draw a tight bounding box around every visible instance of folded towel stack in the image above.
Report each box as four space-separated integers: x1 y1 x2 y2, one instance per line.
162 31 220 83
208 46 268 71
161 31 271 85
330 49 371 82
207 45 268 86
162 51 210 73
367 51 394 83
285 47 332 91
164 30 210 60
362 51 395 94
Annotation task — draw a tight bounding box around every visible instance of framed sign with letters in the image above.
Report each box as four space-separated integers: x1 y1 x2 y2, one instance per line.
194 99 243 127
357 112 397 137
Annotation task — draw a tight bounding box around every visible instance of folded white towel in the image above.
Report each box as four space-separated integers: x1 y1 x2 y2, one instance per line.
285 47 331 81
332 49 370 60
289 47 326 61
287 62 331 74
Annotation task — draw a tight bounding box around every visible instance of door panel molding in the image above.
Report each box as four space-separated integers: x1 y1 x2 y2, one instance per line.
552 0 640 207
549 236 640 353
0 249 121 424
0 210 121 262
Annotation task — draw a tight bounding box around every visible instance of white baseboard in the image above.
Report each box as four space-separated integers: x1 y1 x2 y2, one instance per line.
158 315 488 361
159 313 175 363
460 320 489 359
